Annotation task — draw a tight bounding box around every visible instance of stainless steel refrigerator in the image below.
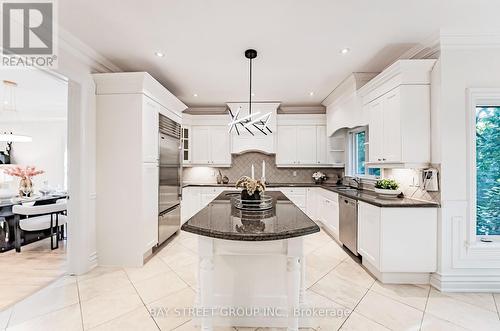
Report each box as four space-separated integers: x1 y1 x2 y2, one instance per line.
157 114 182 246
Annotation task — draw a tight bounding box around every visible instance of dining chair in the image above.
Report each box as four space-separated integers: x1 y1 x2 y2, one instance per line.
12 201 68 252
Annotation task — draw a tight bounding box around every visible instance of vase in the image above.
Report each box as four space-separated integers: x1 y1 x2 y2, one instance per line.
19 177 33 197
241 189 261 201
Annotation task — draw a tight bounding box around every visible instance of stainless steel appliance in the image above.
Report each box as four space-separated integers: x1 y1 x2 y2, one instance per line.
157 114 182 246
339 195 359 256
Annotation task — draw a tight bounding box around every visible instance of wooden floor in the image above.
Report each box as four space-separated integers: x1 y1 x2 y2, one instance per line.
0 238 67 311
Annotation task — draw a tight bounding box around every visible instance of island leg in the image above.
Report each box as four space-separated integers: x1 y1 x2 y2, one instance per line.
299 255 306 304
199 237 214 331
287 237 302 331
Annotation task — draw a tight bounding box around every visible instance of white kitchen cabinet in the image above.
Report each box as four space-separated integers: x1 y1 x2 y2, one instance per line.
181 186 225 223
142 163 159 251
296 126 316 165
316 126 328 165
276 125 330 167
142 98 160 163
360 59 436 168
191 126 231 166
318 190 339 239
357 201 380 268
181 126 191 165
306 187 318 220
357 201 438 284
94 72 186 267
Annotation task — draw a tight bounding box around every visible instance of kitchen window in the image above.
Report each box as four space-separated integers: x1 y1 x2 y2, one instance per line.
475 105 500 236
348 127 380 178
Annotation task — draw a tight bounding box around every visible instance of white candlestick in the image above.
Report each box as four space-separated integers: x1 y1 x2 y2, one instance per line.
262 160 266 181
251 164 255 179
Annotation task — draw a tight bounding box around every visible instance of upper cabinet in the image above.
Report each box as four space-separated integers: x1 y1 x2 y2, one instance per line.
359 60 436 168
191 125 231 167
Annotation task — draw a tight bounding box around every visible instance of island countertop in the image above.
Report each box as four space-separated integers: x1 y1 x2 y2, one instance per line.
181 190 320 241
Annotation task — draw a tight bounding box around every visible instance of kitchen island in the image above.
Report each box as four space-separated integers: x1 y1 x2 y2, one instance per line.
181 190 320 331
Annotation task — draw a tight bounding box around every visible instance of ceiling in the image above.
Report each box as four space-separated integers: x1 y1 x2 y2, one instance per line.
0 68 68 121
59 0 500 107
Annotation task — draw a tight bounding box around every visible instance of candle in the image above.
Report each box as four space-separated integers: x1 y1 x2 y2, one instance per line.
251 164 255 179
262 160 266 181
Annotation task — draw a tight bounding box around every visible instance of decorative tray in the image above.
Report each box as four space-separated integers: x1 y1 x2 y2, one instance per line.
231 195 273 210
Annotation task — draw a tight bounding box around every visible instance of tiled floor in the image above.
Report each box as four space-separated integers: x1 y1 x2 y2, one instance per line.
1 229 500 331
0 238 67 311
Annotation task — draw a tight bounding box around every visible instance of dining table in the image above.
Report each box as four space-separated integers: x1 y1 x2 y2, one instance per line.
0 193 68 252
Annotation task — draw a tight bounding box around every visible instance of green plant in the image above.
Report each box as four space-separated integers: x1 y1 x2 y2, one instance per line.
375 179 399 190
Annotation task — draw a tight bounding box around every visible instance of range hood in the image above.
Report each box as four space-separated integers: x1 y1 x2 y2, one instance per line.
227 102 279 154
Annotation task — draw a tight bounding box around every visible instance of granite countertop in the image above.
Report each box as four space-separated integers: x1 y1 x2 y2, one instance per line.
183 183 440 208
181 190 320 241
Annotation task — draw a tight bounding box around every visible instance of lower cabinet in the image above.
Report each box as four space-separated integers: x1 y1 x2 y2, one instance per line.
357 201 438 283
317 190 339 239
181 186 225 223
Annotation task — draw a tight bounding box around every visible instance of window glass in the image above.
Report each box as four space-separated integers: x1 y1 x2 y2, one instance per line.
355 131 366 175
476 106 500 236
350 129 380 177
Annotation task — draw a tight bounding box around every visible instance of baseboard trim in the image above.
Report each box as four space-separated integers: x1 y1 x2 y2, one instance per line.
89 251 98 269
431 272 500 292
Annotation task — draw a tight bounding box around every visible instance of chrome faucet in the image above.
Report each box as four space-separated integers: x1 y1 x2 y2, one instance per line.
350 177 361 189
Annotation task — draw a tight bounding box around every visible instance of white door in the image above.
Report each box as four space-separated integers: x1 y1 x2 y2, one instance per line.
358 202 381 268
276 126 297 165
368 100 384 163
191 126 211 164
210 126 231 165
296 126 317 165
142 163 159 250
142 99 160 163
382 90 402 162
316 125 327 165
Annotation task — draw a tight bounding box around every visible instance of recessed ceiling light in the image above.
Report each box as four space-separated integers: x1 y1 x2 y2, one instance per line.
309 91 315 96
193 93 198 97
340 48 350 55
154 51 165 57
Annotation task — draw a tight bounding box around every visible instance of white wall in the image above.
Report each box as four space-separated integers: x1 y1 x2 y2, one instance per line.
431 37 500 291
0 120 67 190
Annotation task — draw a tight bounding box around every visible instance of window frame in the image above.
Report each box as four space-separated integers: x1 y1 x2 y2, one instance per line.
467 88 500 242
347 126 380 179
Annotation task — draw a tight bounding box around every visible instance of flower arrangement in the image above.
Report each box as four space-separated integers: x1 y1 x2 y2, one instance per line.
4 166 44 197
235 176 266 199
375 179 399 190
312 171 327 184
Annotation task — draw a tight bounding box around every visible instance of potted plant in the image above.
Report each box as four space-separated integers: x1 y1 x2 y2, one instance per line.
374 179 401 198
235 176 266 200
3 166 44 197
312 171 327 184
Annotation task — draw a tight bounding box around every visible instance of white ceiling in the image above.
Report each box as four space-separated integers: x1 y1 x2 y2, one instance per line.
0 68 68 121
60 0 500 107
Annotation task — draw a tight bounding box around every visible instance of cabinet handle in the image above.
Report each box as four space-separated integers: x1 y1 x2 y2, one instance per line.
382 158 386 161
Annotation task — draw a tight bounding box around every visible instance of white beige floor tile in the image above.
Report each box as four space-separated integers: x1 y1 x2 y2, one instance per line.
310 272 368 309
148 287 196 331
301 290 351 330
77 269 132 302
125 257 171 284
173 319 236 330
0 308 12 330
170 262 198 289
426 289 500 331
134 271 189 304
76 266 122 283
436 291 497 312
355 290 423 330
6 303 82 331
88 306 159 331
8 282 79 326
160 249 198 271
339 312 390 331
494 293 500 316
80 284 144 329
370 281 430 311
305 244 344 275
420 313 470 331
328 259 375 289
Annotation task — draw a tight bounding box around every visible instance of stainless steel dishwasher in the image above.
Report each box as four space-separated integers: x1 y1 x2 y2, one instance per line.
339 195 359 256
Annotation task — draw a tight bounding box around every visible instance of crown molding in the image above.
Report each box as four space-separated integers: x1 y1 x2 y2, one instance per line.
440 31 500 49
278 105 326 114
58 27 122 73
322 73 378 107
183 106 228 115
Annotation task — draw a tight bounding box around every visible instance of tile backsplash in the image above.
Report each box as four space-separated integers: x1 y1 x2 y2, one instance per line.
382 166 441 203
183 152 344 185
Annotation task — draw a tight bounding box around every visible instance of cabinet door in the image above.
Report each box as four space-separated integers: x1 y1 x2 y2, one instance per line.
276 126 297 165
296 126 317 165
210 126 231 165
306 188 317 220
358 202 381 268
181 126 191 165
382 90 402 162
142 99 160 163
316 126 328 165
329 199 339 237
142 163 159 250
368 100 384 162
191 126 211 164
